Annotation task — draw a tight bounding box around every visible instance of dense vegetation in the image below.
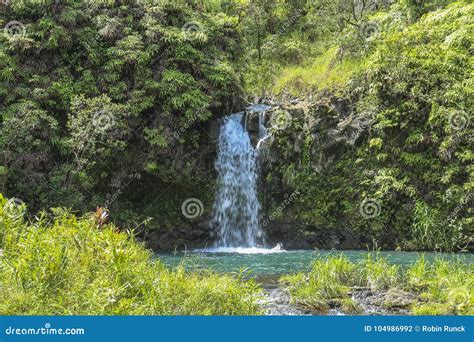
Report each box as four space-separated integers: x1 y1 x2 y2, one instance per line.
253 0 473 251
281 254 474 315
0 195 261 315
0 0 243 226
1 0 472 252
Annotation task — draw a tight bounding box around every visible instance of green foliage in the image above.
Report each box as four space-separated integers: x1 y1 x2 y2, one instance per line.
270 1 473 251
272 47 365 95
0 195 262 315
411 200 463 251
281 254 363 313
0 0 472 252
0 0 243 224
361 253 400 290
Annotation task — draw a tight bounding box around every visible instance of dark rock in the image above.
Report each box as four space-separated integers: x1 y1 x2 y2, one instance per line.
350 287 416 315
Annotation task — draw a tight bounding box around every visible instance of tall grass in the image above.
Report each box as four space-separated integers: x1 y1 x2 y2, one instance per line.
0 195 262 315
281 255 363 313
281 253 473 315
406 257 473 315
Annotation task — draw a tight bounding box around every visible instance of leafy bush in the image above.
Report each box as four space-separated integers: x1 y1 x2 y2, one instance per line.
268 1 473 251
0 0 243 222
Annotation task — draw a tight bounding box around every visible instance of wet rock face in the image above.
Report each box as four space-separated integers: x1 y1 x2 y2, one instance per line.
307 95 370 172
140 93 372 251
250 93 369 175
264 220 361 250
244 103 306 150
250 93 371 250
138 218 212 251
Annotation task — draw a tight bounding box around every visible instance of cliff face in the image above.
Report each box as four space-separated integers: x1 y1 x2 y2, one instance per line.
140 93 374 251
141 82 473 252
244 94 373 250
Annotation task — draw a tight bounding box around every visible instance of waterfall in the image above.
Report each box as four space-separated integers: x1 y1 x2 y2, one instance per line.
252 104 271 150
211 112 264 248
198 104 285 254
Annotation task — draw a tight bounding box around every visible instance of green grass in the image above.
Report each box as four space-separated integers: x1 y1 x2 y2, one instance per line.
0 195 262 315
281 254 473 315
280 255 363 313
406 257 473 315
361 253 400 291
272 47 365 95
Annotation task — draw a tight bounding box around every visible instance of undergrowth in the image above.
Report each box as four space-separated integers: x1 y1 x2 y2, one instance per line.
0 195 262 315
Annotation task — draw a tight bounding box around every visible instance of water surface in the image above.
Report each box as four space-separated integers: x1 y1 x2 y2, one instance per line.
157 249 473 277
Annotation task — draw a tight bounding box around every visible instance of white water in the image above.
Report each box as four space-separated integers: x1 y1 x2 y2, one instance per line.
250 104 272 150
207 106 285 254
196 244 285 254
210 112 264 248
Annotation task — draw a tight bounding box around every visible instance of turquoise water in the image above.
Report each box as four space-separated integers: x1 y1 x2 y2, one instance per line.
157 249 473 277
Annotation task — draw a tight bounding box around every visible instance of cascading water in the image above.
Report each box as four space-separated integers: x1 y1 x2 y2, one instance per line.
200 105 284 254
211 112 264 248
252 104 271 150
